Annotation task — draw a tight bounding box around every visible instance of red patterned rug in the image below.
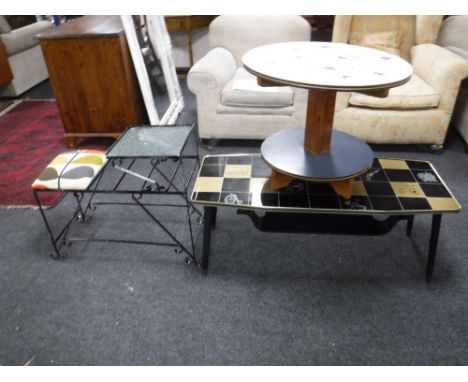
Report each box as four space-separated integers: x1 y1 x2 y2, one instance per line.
0 101 110 208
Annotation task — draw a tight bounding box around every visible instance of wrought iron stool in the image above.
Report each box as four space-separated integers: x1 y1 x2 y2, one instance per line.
32 149 108 259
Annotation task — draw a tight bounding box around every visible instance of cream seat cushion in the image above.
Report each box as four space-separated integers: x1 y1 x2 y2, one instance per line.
221 68 294 108
349 74 440 110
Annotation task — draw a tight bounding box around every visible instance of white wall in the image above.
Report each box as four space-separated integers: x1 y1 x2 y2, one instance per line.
169 27 210 67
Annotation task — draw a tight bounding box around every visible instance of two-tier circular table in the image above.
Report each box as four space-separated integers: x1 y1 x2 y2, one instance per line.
242 42 413 195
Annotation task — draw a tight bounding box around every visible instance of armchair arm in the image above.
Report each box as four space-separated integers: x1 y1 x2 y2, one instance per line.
335 92 351 113
411 43 468 113
187 47 236 98
0 20 52 56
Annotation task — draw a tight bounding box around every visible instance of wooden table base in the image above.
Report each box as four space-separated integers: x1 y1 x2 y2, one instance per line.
254 53 375 192
271 169 355 199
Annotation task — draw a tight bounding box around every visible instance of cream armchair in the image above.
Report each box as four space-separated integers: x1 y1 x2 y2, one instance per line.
187 15 311 143
332 16 468 151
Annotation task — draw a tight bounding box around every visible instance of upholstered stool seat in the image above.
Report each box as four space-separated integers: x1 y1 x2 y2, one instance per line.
32 150 107 191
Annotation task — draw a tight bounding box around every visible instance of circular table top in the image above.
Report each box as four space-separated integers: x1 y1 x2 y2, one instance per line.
243 41 413 91
261 128 374 181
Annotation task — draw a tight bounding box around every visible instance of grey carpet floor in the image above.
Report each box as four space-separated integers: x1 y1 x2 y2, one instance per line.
1 82 468 365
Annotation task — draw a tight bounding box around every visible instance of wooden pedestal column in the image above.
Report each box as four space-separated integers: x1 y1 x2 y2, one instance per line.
304 89 336 155
256 76 372 198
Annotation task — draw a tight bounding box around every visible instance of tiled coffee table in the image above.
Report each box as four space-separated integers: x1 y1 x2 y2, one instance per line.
191 154 461 281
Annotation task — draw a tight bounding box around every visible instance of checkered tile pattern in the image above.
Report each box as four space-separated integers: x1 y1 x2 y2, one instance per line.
191 154 461 214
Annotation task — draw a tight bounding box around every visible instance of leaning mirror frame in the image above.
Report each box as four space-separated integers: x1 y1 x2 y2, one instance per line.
121 15 184 125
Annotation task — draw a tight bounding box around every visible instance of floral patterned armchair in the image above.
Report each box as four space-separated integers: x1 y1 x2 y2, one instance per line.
332 15 468 151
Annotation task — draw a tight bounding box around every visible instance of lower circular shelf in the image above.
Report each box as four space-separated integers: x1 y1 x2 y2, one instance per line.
261 128 374 181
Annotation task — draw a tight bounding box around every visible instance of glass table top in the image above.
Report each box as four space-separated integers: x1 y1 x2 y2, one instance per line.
106 125 193 158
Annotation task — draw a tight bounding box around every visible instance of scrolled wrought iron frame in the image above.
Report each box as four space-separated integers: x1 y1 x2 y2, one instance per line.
33 127 203 267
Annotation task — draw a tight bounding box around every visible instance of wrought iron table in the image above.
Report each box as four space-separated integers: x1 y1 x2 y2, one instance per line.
191 154 461 281
35 124 202 265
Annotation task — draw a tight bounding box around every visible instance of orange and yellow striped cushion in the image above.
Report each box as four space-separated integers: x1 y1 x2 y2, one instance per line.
32 150 107 191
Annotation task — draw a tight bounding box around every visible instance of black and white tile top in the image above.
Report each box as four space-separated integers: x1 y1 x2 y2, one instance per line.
191 154 461 215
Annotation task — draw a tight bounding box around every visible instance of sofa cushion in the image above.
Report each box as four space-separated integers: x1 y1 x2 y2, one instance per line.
437 16 468 52
0 16 11 33
349 74 440 110
221 68 294 108
0 20 52 56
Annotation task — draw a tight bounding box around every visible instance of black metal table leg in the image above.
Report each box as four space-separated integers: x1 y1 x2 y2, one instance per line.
33 190 62 259
212 207 217 228
406 215 414 236
426 214 442 282
201 206 216 270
